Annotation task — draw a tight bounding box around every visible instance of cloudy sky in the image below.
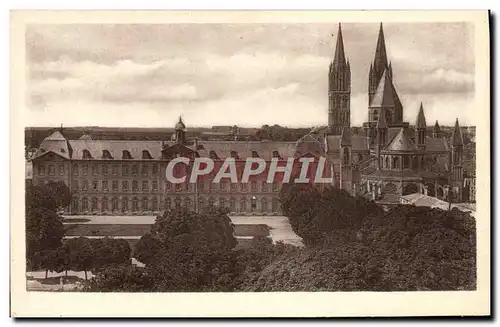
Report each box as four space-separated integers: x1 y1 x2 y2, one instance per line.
25 22 475 128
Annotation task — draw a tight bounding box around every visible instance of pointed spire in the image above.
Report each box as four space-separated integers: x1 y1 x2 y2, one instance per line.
333 23 346 67
451 118 463 146
175 115 186 131
374 23 389 71
370 69 396 108
340 126 352 146
416 102 427 128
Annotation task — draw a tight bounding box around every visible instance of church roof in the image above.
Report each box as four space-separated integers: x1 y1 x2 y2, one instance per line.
384 128 418 152
376 107 388 128
451 118 464 146
332 23 347 67
370 70 397 108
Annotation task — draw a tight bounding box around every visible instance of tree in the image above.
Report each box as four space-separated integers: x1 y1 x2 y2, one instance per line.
26 184 65 268
86 264 152 292
66 237 94 280
90 237 131 272
45 181 72 209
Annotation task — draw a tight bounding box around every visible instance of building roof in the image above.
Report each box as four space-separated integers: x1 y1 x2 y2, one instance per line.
332 23 347 68
370 69 396 108
400 193 475 216
32 130 72 160
79 134 93 140
451 118 464 146
326 134 369 152
69 140 164 160
384 128 417 152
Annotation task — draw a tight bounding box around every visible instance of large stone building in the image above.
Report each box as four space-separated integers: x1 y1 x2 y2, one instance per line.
29 23 473 215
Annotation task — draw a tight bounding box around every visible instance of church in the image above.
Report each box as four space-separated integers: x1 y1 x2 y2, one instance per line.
297 23 467 203
29 23 470 216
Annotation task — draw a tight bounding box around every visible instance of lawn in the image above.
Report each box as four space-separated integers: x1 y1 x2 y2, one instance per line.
233 224 269 237
64 224 152 237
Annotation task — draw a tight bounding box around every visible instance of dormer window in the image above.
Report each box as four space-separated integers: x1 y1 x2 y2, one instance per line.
251 150 259 158
82 149 93 159
230 150 239 159
122 150 132 160
142 150 152 159
196 144 205 151
209 150 219 160
102 150 113 159
60 148 66 153
272 150 280 158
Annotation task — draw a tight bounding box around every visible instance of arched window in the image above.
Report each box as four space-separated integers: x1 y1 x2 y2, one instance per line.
101 197 109 211
240 198 247 212
82 197 89 211
132 198 139 212
91 197 98 211
142 197 149 211
102 150 113 159
122 197 128 212
261 198 268 212
71 197 79 212
272 198 279 212
229 198 236 212
82 149 93 159
250 197 257 212
122 150 132 160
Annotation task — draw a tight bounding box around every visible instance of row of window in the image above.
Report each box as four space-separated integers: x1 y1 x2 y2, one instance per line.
36 163 160 177
71 196 281 213
72 180 281 193
73 180 159 192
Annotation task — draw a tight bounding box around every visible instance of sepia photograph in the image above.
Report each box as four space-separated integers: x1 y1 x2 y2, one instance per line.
10 10 490 317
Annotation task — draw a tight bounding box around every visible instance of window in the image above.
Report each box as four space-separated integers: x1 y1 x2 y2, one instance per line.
122 165 129 176
229 198 236 212
83 149 93 159
241 183 247 192
82 198 89 211
102 197 109 211
184 197 191 210
231 183 237 192
166 182 172 191
92 165 98 176
152 164 158 175
142 150 152 160
240 198 247 212
122 197 128 211
38 165 45 176
272 182 279 192
132 165 138 176
59 164 65 176
102 164 108 176
152 180 158 191
175 197 182 210
262 181 268 192
142 180 148 191
91 197 98 211
251 151 259 158
92 180 98 191
230 151 239 159
211 182 217 192
82 164 88 176
176 183 183 192
198 197 204 209
132 181 138 191
102 150 113 159
71 198 78 212
73 181 79 191
165 198 171 210
261 198 268 212
220 182 225 191
219 198 226 208
112 180 118 191
272 198 279 211
112 165 118 175
112 197 118 211
142 164 148 177
272 150 280 158
208 197 215 207
48 164 55 176
73 164 78 176
198 181 204 191
102 180 108 191
132 198 139 211
122 180 129 191
82 180 89 191
251 181 257 192
122 150 132 160
152 197 158 211
142 197 149 211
